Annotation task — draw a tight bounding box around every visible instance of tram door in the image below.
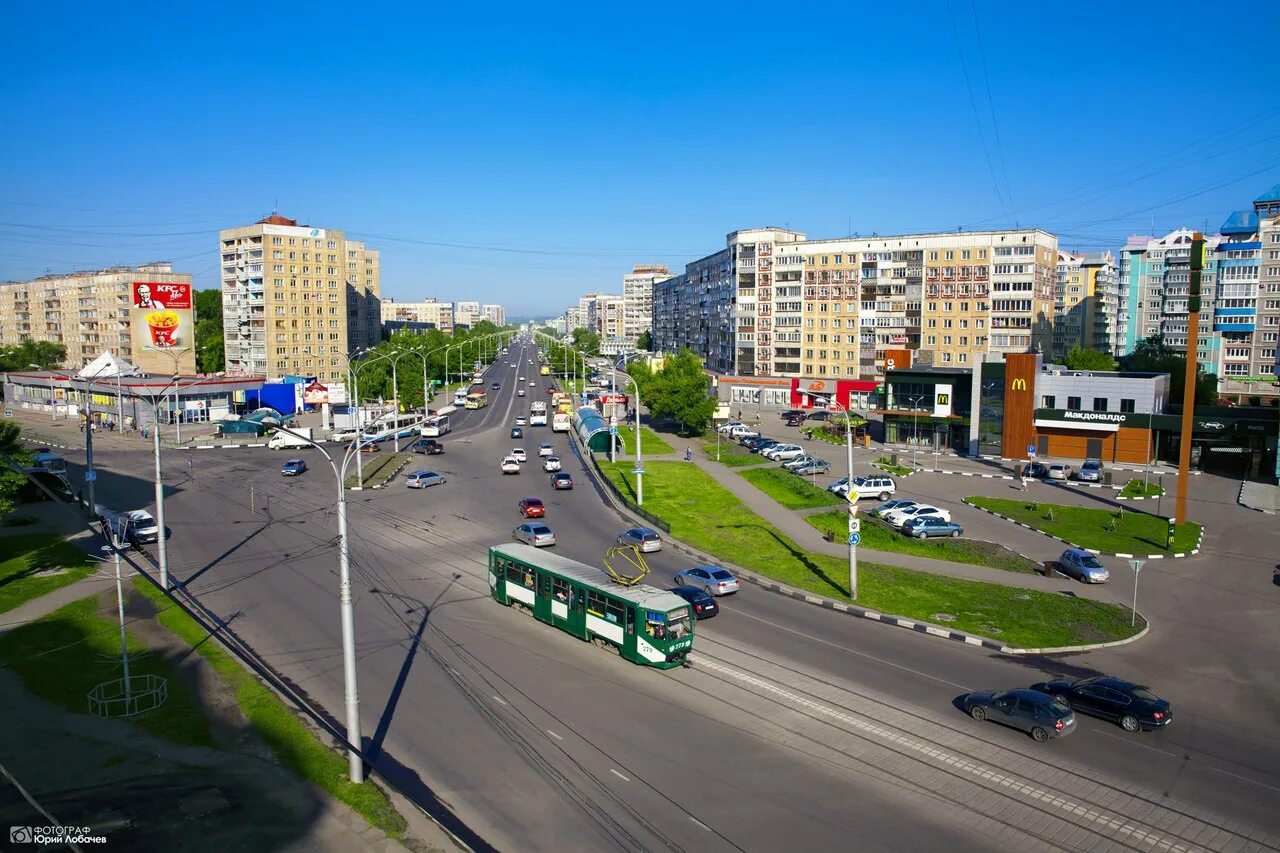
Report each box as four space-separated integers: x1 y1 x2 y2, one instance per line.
549 576 576 635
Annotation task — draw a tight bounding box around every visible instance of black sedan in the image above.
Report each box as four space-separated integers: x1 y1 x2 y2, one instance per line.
511 427 523 439
669 586 718 619
806 411 832 421
1029 677 1171 732
412 439 444 455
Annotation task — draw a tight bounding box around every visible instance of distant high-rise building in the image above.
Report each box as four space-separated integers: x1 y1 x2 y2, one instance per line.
0 262 196 374
595 294 626 355
220 214 380 382
482 303 506 326
622 265 669 349
381 298 454 334
1054 250 1121 358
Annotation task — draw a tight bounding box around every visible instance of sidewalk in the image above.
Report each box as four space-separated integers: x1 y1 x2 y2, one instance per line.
1239 480 1280 514
671 442 1116 602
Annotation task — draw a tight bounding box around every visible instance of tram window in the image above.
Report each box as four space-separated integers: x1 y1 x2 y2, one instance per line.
586 590 607 617
645 610 667 639
552 577 570 602
604 597 625 625
522 570 534 589
504 563 523 585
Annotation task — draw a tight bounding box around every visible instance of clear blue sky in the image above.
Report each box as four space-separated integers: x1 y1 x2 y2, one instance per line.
3 1 1278 316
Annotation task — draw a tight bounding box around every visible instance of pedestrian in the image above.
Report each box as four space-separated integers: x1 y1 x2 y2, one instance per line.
685 446 693 462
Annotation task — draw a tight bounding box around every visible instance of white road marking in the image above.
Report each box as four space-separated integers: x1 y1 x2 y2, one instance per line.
1207 763 1280 794
689 816 711 830
545 729 563 741
609 768 630 782
492 695 507 706
696 656 1190 852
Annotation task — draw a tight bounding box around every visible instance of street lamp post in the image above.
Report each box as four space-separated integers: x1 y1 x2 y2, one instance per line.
905 394 925 470
41 363 121 517
265 420 365 783
350 350 398 489
614 353 646 505
820 394 858 599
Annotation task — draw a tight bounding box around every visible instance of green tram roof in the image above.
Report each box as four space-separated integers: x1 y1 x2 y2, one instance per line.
491 543 689 613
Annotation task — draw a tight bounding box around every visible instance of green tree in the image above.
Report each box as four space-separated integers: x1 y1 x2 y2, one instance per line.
637 349 715 434
0 421 33 519
1122 334 1218 405
1062 346 1116 371
571 327 601 357
193 289 225 372
0 340 67 372
635 329 653 352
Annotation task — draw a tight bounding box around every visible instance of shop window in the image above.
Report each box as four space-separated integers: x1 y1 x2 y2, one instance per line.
1041 395 1055 409
1093 398 1108 412
1067 396 1081 410
1120 399 1136 413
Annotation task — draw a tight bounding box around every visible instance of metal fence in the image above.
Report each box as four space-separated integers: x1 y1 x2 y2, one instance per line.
87 674 168 719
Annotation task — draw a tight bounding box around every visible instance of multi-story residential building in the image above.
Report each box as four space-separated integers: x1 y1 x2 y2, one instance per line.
453 301 481 329
595 294 627 354
220 213 381 382
1120 230 1221 371
563 306 586 333
655 227 1055 380
0 262 196 374
1053 250 1121 358
1259 188 1280 383
380 298 454 334
622 265 669 348
1215 185 1280 401
482 304 506 326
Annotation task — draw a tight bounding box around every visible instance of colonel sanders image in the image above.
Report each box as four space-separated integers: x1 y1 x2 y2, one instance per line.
134 283 165 309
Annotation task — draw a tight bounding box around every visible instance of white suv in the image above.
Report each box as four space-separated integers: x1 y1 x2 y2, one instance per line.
763 444 805 461
836 476 897 501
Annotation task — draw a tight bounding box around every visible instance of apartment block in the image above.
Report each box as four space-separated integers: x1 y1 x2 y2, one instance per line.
0 262 196 374
654 227 1056 380
482 304 506 326
1053 250 1121 358
1121 230 1223 372
622 265 669 347
453 301 481 329
595 294 626 355
380 298 454 333
220 213 381 383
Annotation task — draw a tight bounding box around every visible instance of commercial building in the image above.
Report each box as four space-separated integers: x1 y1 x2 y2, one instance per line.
380 298 454 334
220 214 381 383
653 227 1057 381
622 264 669 348
0 263 197 375
1053 250 1121 358
482 304 506 326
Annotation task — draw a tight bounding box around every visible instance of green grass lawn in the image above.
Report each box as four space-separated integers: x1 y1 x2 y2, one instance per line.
804 511 1040 574
133 580 407 838
615 425 675 456
0 533 97 614
0 595 215 748
344 451 412 488
873 456 915 476
1119 479 1164 499
702 436 767 467
739 468 845 509
599 461 1140 647
966 496 1200 553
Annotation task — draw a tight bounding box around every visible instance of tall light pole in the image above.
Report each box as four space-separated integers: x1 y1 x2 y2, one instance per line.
819 394 858 599
40 362 124 517
263 420 365 783
614 353 646 505
350 349 398 488
905 394 926 470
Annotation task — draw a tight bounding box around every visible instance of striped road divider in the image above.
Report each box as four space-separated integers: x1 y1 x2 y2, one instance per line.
961 499 1204 560
919 468 1014 481
371 455 413 489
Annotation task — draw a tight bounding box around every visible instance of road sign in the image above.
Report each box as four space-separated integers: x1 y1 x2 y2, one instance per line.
847 533 861 546
609 426 618 436
1128 559 1145 574
848 518 861 533
633 467 645 475
1027 444 1037 457
84 470 97 482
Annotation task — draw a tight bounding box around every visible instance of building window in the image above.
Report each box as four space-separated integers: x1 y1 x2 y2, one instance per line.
1067 396 1081 410
1093 398 1108 412
1042 395 1055 408
1120 399 1135 413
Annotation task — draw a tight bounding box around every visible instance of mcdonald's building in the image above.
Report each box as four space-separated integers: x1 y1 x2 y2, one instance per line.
883 352 1278 480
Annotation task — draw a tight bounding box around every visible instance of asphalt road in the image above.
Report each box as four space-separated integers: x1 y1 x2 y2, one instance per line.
68 339 1280 852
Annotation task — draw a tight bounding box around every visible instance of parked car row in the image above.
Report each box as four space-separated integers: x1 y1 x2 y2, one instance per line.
965 676 1171 742
1021 458 1106 483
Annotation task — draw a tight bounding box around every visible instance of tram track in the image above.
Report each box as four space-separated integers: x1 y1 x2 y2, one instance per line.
678 632 1277 853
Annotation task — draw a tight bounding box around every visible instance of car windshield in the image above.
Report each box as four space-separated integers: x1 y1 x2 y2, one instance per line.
1079 554 1105 569
711 569 733 580
665 609 691 639
525 499 542 506
1083 461 1101 469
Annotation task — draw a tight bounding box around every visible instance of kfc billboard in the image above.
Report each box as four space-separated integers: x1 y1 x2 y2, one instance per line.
130 282 193 354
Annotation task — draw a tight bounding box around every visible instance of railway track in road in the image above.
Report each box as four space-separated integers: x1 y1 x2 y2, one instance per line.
677 633 1279 853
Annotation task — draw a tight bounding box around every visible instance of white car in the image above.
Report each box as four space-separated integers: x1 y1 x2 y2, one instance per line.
518 376 525 383
511 448 528 462
330 428 360 442
843 476 897 501
883 504 952 529
717 421 745 434
528 381 536 387
763 444 804 461
724 424 755 439
538 443 555 457
500 457 521 474
518 389 526 397
515 416 527 426
543 456 562 472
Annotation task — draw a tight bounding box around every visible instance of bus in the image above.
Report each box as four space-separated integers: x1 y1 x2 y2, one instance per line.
362 412 422 443
488 543 693 669
421 415 451 437
464 391 488 409
539 364 551 376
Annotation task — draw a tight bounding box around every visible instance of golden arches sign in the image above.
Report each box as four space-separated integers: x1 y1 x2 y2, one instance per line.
1011 378 1027 391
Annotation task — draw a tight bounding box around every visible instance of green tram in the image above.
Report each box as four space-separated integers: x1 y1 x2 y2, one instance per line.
488 543 693 669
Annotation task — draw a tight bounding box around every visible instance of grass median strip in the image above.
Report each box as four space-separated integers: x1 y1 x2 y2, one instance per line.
872 457 915 477
739 468 844 510
0 595 215 748
1119 479 1164 499
702 438 767 467
615 425 675 456
344 451 412 488
600 461 1140 647
0 533 97 613
132 580 408 838
966 496 1200 554
804 511 1040 574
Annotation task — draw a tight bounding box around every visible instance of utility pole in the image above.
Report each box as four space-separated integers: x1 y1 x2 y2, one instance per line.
1174 233 1203 527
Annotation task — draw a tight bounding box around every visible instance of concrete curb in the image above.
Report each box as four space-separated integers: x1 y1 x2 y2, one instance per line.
961 500 1203 560
970 454 1202 475
920 468 1014 481
1237 479 1279 515
371 456 413 490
